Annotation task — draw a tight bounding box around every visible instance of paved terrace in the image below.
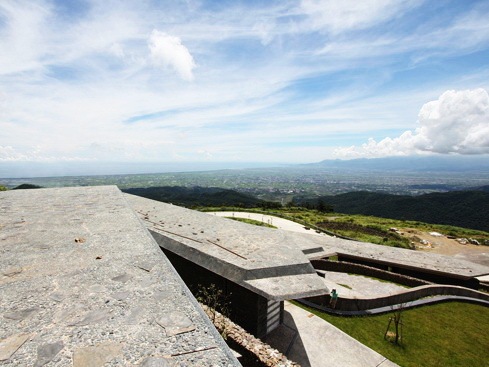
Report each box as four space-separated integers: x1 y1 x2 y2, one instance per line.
0 186 240 366
125 194 328 301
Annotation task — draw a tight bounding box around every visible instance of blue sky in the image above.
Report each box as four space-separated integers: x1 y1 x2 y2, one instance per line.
0 0 488 166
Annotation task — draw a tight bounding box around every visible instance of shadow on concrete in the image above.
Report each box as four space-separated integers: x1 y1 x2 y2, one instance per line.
264 310 311 367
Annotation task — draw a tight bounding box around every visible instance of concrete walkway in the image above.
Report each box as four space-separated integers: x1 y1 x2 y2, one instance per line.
317 271 408 298
208 211 329 237
265 302 398 367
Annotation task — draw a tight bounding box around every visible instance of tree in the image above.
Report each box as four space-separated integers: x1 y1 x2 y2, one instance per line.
195 283 231 339
384 302 406 345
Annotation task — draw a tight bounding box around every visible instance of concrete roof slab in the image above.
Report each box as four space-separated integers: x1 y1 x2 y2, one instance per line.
0 186 240 366
126 194 329 300
244 274 330 301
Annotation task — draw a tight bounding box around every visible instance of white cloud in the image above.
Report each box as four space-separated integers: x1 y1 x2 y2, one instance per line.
148 30 196 81
300 0 419 34
1 2 489 167
334 89 489 158
0 0 50 75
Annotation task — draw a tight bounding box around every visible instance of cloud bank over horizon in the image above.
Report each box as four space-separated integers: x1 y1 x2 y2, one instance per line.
1 1 489 166
334 88 489 158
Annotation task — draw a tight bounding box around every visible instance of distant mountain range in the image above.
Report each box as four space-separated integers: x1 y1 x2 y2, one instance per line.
306 156 489 172
295 185 489 232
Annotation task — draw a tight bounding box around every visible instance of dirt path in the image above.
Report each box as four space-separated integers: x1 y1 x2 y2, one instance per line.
399 228 489 267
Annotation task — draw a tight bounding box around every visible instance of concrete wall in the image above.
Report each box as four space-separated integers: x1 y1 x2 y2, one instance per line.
335 254 480 289
304 284 489 312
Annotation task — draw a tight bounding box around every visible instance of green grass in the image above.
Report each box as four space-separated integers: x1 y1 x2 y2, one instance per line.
292 301 489 367
321 213 489 241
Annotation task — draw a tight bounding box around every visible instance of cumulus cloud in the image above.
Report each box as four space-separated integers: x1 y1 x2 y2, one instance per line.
334 88 489 158
148 30 196 81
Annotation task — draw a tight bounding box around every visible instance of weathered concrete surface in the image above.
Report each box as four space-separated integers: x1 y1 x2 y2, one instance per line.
0 186 240 366
265 302 399 367
126 194 329 301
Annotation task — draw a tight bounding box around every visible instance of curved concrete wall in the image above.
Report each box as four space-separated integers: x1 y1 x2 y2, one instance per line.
305 284 489 312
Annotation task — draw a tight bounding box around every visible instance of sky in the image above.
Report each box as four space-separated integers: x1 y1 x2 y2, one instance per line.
1 0 489 168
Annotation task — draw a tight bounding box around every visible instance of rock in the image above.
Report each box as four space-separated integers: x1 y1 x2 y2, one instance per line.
0 333 33 361
140 357 174 366
155 311 195 336
4 308 39 321
34 341 64 367
111 273 132 283
73 342 122 367
71 309 110 326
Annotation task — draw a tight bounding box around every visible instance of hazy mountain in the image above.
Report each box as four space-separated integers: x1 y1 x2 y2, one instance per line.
307 156 489 173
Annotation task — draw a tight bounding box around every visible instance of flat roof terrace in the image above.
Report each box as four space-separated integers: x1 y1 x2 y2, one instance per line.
125 194 328 301
0 186 240 366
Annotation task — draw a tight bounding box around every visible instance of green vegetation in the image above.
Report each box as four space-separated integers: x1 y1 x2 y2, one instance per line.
201 206 489 247
195 283 232 339
12 183 43 190
293 301 489 367
0 185 7 191
120 183 489 241
122 186 280 209
295 189 489 232
225 217 277 228
315 213 489 244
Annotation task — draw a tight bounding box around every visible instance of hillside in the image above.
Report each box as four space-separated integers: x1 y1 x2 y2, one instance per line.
122 186 275 208
294 188 489 232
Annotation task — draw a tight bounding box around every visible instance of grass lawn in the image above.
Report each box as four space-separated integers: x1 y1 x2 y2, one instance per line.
292 301 489 367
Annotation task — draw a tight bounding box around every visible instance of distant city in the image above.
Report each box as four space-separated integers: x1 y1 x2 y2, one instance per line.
2 156 489 200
